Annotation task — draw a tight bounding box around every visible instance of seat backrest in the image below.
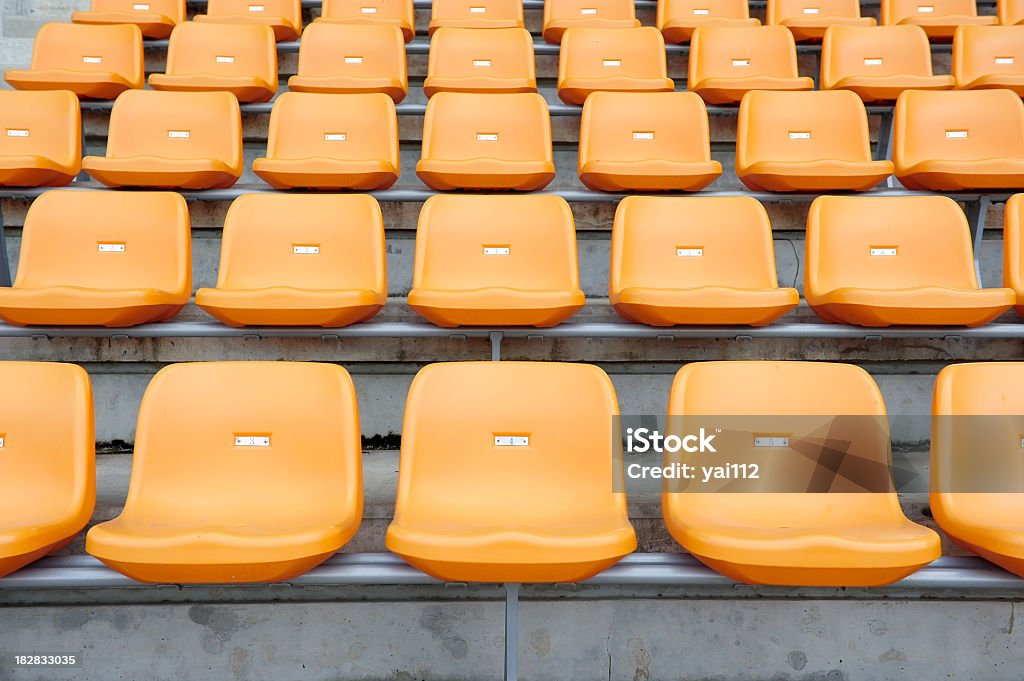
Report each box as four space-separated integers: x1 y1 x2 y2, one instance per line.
0 90 80 170
611 196 782 293
657 0 752 29
321 0 414 24
0 362 93 513
420 92 552 162
29 22 143 84
768 0 864 22
206 0 302 23
883 0 980 23
104 89 243 169
737 90 874 166
163 21 276 83
265 92 398 165
1004 194 1024 298
413 194 579 292
544 0 638 25
559 27 669 81
953 25 1024 85
805 195 979 296
427 27 535 82
894 89 1024 167
999 0 1024 23
297 23 406 79
15 190 191 295
393 361 626 529
215 193 386 293
822 25 934 89
119 362 361 526
689 25 801 82
579 91 713 166
88 0 186 22
431 0 524 24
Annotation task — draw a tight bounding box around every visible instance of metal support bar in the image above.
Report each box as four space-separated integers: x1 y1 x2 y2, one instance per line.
965 196 991 286
504 583 520 681
0 204 9 287
490 331 503 361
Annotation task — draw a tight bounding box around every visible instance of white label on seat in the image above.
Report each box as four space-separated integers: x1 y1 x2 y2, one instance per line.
603 59 622 67
870 247 897 256
996 57 1015 64
345 56 364 63
581 7 598 13
471 5 487 11
6 129 29 137
917 5 934 11
483 246 510 255
731 58 750 66
324 133 347 141
361 6 378 12
235 436 270 447
693 8 710 13
294 245 320 254
0 437 5 448
632 131 654 140
249 4 266 11
216 56 236 63
946 130 968 138
168 130 190 138
677 248 703 257
98 243 126 253
864 57 883 66
495 435 529 446
83 56 103 64
1020 437 1024 448
754 436 789 447
473 59 492 67
789 131 811 139
802 7 820 13
477 133 499 141
133 3 150 9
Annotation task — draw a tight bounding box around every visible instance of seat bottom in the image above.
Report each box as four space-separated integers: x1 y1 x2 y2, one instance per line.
579 160 722 191
661 17 760 44
193 14 301 42
0 537 74 579
287 76 407 103
830 74 955 102
542 19 640 44
693 554 932 587
4 69 135 100
780 16 874 42
896 15 996 40
416 159 555 191
253 158 399 190
613 286 799 326
83 156 241 189
70 11 176 38
739 160 893 192
0 158 76 188
393 554 630 583
810 287 1015 327
93 552 337 584
148 75 277 104
898 159 1024 191
409 288 585 327
196 287 384 327
558 78 675 106
956 75 1024 98
0 287 186 327
423 77 536 97
690 76 815 105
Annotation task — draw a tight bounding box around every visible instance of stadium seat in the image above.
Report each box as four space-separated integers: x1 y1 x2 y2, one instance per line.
429 0 525 32
662 361 941 586
416 92 555 190
577 91 722 191
0 362 94 579
804 195 1015 326
881 0 996 40
86 362 363 583
287 23 407 102
82 90 243 189
893 89 1024 191
688 26 814 104
736 90 893 191
1000 0 1024 23
542 0 641 43
194 0 303 42
3 23 144 100
423 27 536 96
196 194 386 327
952 25 1024 95
317 0 415 42
148 22 278 103
557 27 675 105
821 25 955 101
0 191 191 327
609 196 799 325
1002 193 1024 316
386 361 636 582
252 92 400 190
72 0 185 39
0 91 81 188
408 195 585 326
930 363 1024 578
657 0 760 44
767 0 875 41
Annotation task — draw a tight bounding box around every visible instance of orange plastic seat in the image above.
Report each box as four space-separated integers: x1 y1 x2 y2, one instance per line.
0 191 191 327
148 22 278 103
663 361 941 586
577 91 722 191
657 0 760 44
4 23 143 100
805 195 1015 326
194 0 303 42
387 361 636 583
83 90 243 189
821 25 955 101
1002 193 1024 317
287 23 407 102
557 27 675 105
253 92 399 190
931 363 1024 578
196 194 386 327
429 0 525 32
0 91 81 188
423 27 536 96
86 362 363 584
893 89 1024 191
543 0 641 43
0 362 94 578
417 92 555 190
736 90 893 191
953 25 1024 95
72 0 185 39
767 0 875 41
1000 0 1024 23
688 26 814 104
408 195 585 327
881 0 996 39
317 0 415 42
610 196 799 325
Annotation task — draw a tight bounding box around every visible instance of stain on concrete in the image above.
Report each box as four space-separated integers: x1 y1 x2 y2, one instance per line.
418 606 469 660
627 637 651 681
880 648 908 663
347 642 366 661
867 619 888 636
529 628 551 658
787 651 808 671
55 609 90 631
189 605 243 655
